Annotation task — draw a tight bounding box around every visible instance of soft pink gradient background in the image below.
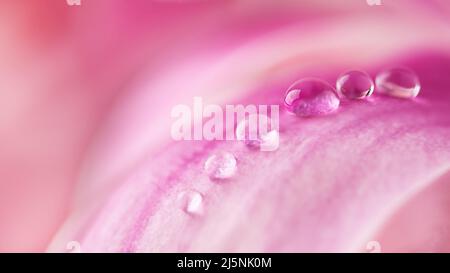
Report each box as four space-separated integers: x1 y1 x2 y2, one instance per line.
1 0 450 252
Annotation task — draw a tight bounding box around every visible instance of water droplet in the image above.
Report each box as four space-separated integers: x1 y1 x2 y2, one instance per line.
178 190 204 215
284 78 340 117
204 152 237 180
375 67 421 98
336 70 374 99
235 113 279 151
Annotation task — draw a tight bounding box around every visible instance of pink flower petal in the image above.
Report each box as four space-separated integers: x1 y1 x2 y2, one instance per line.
2 0 450 252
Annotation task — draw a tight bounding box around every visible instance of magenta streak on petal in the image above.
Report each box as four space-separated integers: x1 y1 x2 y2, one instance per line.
118 141 218 252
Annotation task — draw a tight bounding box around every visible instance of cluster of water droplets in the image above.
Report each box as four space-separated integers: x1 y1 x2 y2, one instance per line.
180 67 420 215
285 67 420 117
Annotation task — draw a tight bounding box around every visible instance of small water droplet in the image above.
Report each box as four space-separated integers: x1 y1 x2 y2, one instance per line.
366 240 382 253
235 113 279 151
204 152 237 180
336 70 374 99
284 78 340 117
375 67 421 98
178 190 204 215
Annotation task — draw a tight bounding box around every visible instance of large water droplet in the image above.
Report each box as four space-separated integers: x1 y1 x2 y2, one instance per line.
178 190 204 216
375 68 421 98
204 152 237 180
235 113 279 151
336 70 374 99
284 78 340 117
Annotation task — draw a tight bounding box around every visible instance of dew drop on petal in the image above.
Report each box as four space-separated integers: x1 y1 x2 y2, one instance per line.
204 152 237 180
178 190 204 216
235 113 279 151
336 70 374 99
284 78 340 117
375 67 421 98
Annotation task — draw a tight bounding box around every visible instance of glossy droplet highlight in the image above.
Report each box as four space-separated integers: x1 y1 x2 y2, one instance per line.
235 113 279 151
178 190 204 216
284 78 340 117
204 152 237 180
336 70 374 99
375 68 421 98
